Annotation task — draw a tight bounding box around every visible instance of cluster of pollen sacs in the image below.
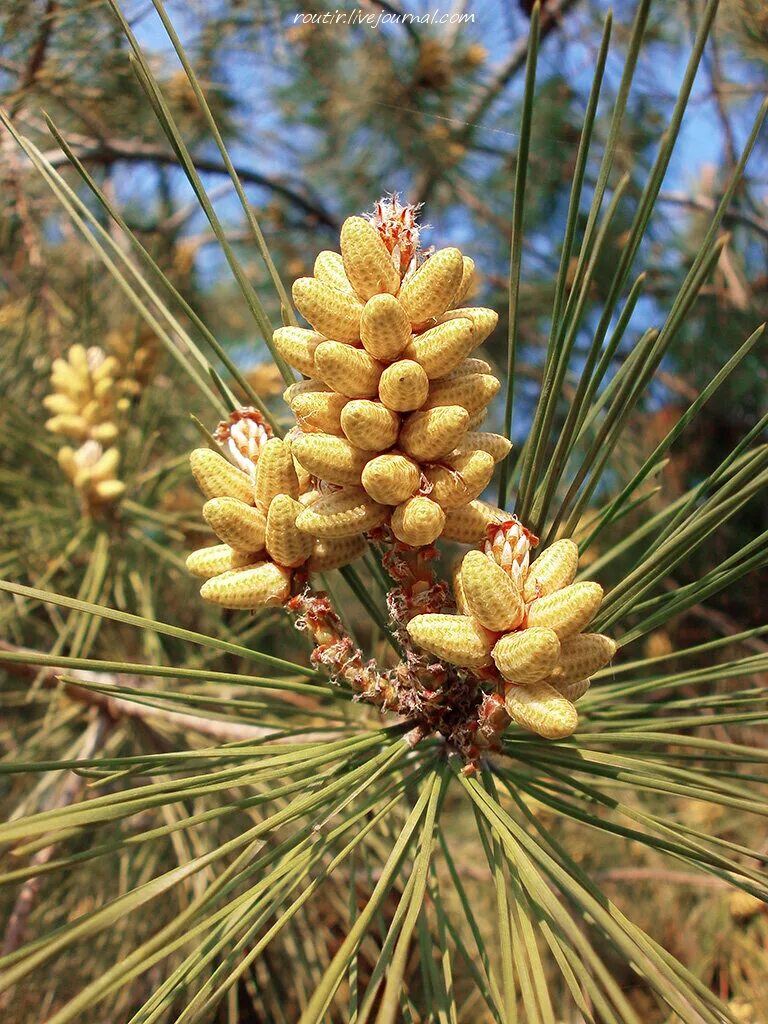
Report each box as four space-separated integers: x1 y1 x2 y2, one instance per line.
45 344 129 508
409 526 616 739
275 197 511 548
186 409 368 606
185 199 616 744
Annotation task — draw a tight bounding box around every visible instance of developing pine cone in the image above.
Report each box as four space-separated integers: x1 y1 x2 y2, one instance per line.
45 344 128 508
186 409 366 610
408 521 616 741
275 196 511 548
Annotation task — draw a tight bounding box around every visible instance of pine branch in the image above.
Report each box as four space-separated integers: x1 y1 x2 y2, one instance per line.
38 137 338 229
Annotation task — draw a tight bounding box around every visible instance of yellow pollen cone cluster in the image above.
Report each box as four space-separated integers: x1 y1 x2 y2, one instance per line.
280 202 509 548
186 411 365 610
408 533 616 740
45 344 128 508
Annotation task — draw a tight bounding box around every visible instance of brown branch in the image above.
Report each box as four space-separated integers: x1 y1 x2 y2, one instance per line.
414 0 581 205
658 192 768 242
38 138 338 229
0 640 324 743
7 0 58 116
0 715 108 967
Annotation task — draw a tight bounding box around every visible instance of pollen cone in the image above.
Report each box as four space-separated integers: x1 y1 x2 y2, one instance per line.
360 293 411 361
340 400 400 451
424 450 494 509
403 317 475 378
526 581 604 639
292 277 363 343
291 433 369 487
265 494 314 567
340 216 401 300
200 561 292 610
295 488 388 538
407 613 494 669
314 341 382 398
492 628 561 685
546 633 616 687
190 448 254 505
254 438 300 509
378 360 429 412
523 539 579 602
361 453 420 505
398 406 469 462
391 496 445 546
308 535 367 573
459 550 524 631
186 544 253 579
504 681 578 740
399 248 464 323
203 497 267 552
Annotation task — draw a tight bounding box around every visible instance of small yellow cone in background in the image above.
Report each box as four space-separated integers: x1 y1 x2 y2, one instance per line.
66 343 88 369
451 256 475 306
403 317 475 378
90 421 120 444
93 480 126 502
45 413 90 440
254 438 300 509
424 450 495 509
340 400 400 450
57 447 77 478
443 357 493 379
378 359 430 412
492 627 561 685
391 495 445 546
313 250 357 296
295 487 388 538
308 534 367 573
360 293 412 361
43 393 79 415
407 613 494 668
547 633 616 687
340 216 401 301
190 448 255 504
292 277 363 343
441 499 509 543
272 326 323 377
283 378 331 405
399 247 464 323
435 306 498 347
523 538 579 602
290 391 347 434
460 550 524 631
361 453 420 505
51 357 86 395
453 431 511 464
423 373 500 418
504 682 578 740
203 497 267 551
291 432 369 487
186 544 253 579
85 446 121 483
526 581 604 639
314 341 383 398
556 678 591 702
398 405 469 462
265 493 314 567
200 561 291 610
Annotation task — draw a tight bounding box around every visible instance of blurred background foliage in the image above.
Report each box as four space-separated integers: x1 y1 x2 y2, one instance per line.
0 0 767 1020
